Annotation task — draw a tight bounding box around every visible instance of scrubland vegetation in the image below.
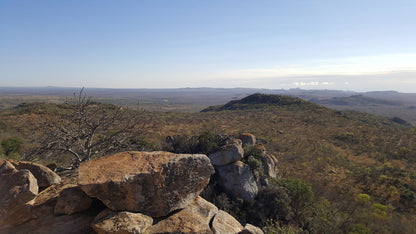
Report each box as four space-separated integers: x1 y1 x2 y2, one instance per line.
1 93 415 233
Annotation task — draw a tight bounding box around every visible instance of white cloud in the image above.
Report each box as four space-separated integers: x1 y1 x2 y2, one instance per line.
214 53 416 80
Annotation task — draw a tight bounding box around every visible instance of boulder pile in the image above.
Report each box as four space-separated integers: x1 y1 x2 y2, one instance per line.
207 133 279 201
0 151 264 233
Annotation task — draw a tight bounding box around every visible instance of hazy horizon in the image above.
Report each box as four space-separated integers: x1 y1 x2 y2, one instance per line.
1 1 415 92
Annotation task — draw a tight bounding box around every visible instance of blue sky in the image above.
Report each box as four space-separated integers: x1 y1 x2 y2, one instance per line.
1 0 415 92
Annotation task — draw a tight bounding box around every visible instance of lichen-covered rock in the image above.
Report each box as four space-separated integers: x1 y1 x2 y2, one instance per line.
145 196 218 234
208 143 244 166
0 161 38 227
239 133 256 147
212 210 244 234
92 209 153 234
11 160 61 188
239 223 264 234
216 161 258 200
78 151 214 217
54 184 92 215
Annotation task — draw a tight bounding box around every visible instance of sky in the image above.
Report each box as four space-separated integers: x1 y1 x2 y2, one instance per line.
1 0 415 92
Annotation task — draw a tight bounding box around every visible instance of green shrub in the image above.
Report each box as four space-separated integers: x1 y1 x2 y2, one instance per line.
1 137 24 156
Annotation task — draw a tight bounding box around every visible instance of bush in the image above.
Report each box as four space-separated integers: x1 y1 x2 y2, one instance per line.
1 137 24 156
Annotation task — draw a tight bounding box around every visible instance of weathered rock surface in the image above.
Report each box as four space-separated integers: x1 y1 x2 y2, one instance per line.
212 210 244 234
0 161 39 227
78 151 215 217
92 209 153 234
54 184 92 215
11 160 61 188
262 153 279 178
1 212 96 234
239 223 265 234
0 181 98 233
145 196 218 234
239 133 256 147
208 143 244 166
216 161 258 200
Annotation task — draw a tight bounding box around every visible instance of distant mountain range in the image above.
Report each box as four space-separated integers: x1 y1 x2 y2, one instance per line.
1 86 416 124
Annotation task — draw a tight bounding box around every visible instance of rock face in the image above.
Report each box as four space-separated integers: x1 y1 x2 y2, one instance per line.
208 143 244 166
0 160 39 227
262 153 279 178
78 151 215 217
216 161 258 200
54 184 92 215
11 160 61 188
92 209 153 234
212 210 244 234
146 196 218 234
239 133 256 147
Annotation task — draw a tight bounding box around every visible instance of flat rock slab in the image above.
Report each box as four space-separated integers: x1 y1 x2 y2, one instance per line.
78 151 214 218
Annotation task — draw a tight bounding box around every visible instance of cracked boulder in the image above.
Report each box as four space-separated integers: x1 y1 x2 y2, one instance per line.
78 151 214 217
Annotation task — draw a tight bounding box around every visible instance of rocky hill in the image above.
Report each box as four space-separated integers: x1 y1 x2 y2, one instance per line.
0 151 264 233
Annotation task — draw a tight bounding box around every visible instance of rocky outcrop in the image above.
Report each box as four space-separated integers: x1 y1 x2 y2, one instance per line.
216 161 259 201
212 210 244 234
1 151 264 234
146 196 218 234
92 209 153 234
0 160 38 227
54 184 92 215
239 133 256 147
208 143 244 166
78 151 214 217
11 160 61 188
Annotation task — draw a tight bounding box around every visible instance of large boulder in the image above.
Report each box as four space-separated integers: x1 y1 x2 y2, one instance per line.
238 133 256 147
216 161 258 201
208 143 244 166
145 196 218 234
212 210 244 234
262 153 279 178
92 209 153 234
11 160 61 188
78 151 215 217
54 184 92 215
0 161 39 227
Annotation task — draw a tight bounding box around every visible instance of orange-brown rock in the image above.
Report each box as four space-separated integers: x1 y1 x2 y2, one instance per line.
145 196 218 234
54 184 92 215
92 209 153 234
212 210 244 234
78 151 214 217
0 161 38 227
11 160 61 188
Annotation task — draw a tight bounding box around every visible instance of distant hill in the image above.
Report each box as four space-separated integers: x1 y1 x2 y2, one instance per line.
312 95 399 106
201 93 318 112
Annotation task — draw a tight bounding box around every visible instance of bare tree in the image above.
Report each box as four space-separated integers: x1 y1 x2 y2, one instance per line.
29 89 147 168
